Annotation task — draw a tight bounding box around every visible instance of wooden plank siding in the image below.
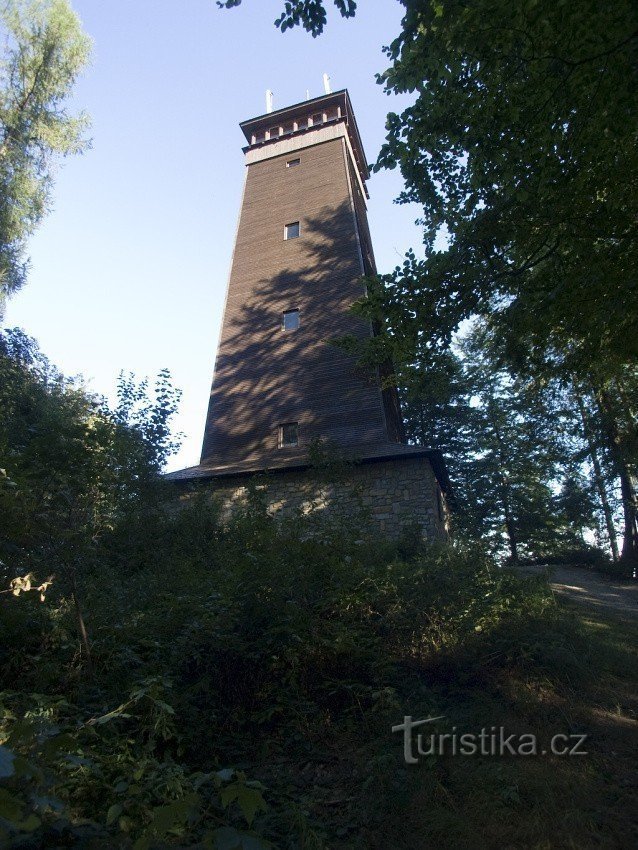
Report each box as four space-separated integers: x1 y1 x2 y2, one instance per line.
200 101 402 471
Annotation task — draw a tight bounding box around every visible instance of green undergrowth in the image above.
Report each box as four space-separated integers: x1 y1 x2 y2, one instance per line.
1 497 636 848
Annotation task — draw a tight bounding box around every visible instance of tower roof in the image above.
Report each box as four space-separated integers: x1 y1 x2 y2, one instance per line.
239 89 370 188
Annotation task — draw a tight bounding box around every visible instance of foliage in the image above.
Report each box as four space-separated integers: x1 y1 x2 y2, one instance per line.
3 487 637 847
365 0 638 562
0 0 91 309
381 319 616 564
216 0 356 37
0 680 269 848
0 489 555 847
0 327 181 671
0 328 181 570
1 336 636 847
366 0 638 366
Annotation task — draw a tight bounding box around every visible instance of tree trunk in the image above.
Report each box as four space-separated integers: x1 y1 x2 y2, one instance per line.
501 480 519 564
595 388 638 566
69 568 93 673
488 398 519 563
618 468 638 564
574 391 619 561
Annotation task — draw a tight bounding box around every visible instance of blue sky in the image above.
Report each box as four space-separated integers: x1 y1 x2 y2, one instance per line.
4 0 425 471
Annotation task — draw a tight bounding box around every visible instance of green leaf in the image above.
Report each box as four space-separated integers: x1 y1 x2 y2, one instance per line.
42 732 77 757
86 703 132 725
106 803 123 825
220 782 267 827
119 815 134 833
133 794 200 850
215 767 235 782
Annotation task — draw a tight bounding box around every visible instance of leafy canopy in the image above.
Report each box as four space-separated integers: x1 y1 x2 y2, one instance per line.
0 328 181 579
217 0 356 37
0 0 91 309
372 0 638 371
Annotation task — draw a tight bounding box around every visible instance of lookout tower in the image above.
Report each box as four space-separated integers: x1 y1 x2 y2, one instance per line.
168 90 451 540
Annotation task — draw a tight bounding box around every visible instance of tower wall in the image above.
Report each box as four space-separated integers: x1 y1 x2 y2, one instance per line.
201 119 395 471
176 456 450 543
167 91 452 539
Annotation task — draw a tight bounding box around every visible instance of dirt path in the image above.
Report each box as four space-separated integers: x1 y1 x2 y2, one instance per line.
521 564 638 619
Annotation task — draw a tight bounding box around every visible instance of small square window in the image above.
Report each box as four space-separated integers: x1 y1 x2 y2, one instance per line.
269 126 280 139
284 221 300 240
278 422 298 448
286 158 300 168
311 112 323 126
282 309 300 331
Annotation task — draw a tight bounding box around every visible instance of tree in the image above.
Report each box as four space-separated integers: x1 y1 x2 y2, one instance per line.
457 324 566 561
576 402 620 562
592 376 638 565
399 347 468 455
503 330 637 565
0 328 181 667
395 322 582 561
370 0 638 368
555 474 598 549
0 0 91 311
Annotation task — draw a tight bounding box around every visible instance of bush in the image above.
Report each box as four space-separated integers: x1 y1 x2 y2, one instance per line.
1 489 557 847
3 331 600 848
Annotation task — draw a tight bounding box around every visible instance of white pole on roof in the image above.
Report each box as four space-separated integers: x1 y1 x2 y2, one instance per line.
323 73 331 94
266 90 274 113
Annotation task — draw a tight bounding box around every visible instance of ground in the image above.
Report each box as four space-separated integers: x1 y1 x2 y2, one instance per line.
522 564 638 620
365 595 638 849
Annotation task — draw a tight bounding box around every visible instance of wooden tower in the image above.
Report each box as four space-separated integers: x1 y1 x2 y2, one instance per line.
200 90 404 472
168 90 451 542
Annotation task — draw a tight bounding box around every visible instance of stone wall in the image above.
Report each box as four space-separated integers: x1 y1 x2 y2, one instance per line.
182 456 448 542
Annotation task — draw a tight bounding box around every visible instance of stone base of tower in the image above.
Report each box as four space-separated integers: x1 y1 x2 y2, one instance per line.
167 448 451 542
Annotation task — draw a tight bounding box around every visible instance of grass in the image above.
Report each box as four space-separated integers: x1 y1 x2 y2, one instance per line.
329 601 638 849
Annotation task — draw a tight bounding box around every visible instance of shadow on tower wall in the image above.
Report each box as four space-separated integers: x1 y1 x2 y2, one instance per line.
200 200 396 470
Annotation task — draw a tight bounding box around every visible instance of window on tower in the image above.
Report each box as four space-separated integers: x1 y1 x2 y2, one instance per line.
278 422 298 448
284 221 300 240
286 158 300 168
282 309 300 331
